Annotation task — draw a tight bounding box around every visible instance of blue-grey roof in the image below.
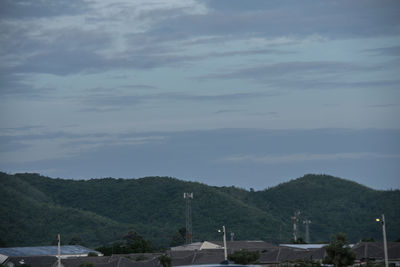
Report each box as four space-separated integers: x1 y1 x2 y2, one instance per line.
0 245 97 257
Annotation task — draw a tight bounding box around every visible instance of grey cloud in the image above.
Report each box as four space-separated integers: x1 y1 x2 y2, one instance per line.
151 0 400 40
266 79 400 91
0 73 54 98
219 152 400 164
367 104 400 108
202 61 370 81
365 46 400 57
79 91 273 111
199 60 400 91
119 85 157 90
214 109 246 114
2 0 400 78
0 0 88 18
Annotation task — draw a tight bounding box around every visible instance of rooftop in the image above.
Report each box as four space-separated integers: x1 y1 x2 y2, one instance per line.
0 245 99 257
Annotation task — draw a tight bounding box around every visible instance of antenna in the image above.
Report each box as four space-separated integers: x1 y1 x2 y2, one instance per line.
184 192 193 244
303 219 311 243
291 211 300 242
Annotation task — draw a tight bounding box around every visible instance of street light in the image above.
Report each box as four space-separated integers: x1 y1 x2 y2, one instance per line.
218 226 228 262
376 214 388 267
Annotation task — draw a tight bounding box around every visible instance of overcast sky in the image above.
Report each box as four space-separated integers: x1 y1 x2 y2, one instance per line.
1 0 399 190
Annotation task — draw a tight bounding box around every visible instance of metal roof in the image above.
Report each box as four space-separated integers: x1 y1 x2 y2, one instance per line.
0 254 8 264
0 245 97 257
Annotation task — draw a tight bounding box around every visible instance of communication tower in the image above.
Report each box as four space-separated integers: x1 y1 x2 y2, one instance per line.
303 219 312 243
291 211 300 242
184 192 193 244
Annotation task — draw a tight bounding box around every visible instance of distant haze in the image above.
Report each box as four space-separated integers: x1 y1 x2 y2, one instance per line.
1 128 399 190
0 0 399 190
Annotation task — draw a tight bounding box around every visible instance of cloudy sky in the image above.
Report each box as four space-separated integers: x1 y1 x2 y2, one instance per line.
1 0 399 190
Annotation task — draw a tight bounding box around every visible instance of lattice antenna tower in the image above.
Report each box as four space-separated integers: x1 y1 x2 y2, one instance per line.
303 219 311 243
291 211 300 242
184 192 193 244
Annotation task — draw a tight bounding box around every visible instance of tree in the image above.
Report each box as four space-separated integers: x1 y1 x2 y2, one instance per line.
323 233 355 267
170 227 186 247
158 254 171 267
123 231 154 253
228 249 260 265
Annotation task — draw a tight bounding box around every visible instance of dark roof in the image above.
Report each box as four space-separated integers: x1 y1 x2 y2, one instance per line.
109 253 163 262
259 247 326 263
352 242 400 260
192 251 225 265
171 250 225 266
0 245 98 257
211 241 278 253
60 256 112 267
5 256 58 267
61 256 160 267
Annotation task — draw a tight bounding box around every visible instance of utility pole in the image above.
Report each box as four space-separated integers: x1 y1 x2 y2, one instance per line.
57 234 61 267
303 219 311 243
219 226 228 262
291 211 300 242
376 214 389 267
184 192 193 244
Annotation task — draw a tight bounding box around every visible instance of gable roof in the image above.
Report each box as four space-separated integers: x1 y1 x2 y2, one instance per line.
352 242 400 260
259 246 326 263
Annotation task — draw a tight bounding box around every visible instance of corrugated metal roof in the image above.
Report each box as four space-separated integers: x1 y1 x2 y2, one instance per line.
0 254 8 264
0 245 97 257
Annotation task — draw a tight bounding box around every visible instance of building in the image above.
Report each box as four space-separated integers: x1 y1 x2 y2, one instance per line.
0 245 102 267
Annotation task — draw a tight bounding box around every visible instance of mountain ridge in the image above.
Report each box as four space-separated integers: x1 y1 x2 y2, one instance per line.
0 172 398 248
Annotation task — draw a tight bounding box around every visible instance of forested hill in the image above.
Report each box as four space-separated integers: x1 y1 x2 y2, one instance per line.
0 172 399 248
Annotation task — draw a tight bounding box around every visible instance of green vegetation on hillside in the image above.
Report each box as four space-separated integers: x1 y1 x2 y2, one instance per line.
0 172 399 248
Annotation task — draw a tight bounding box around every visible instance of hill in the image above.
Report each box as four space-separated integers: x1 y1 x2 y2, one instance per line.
243 174 400 243
0 172 399 248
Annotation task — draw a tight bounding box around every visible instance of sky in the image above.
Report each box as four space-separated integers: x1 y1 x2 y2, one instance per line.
0 0 400 190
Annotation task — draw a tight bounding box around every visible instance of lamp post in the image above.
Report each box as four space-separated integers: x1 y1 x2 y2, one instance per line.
218 226 228 262
376 214 388 267
57 234 61 267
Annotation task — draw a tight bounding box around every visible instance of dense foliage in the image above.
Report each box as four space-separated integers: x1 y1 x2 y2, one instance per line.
0 172 399 248
323 233 355 267
95 231 154 255
158 254 172 267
